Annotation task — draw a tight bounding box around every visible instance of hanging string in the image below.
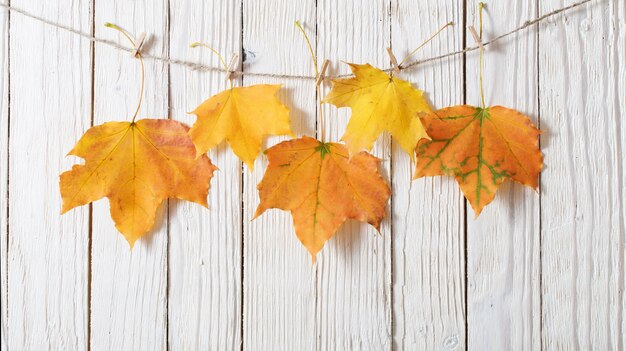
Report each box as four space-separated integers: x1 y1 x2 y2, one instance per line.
0 0 591 80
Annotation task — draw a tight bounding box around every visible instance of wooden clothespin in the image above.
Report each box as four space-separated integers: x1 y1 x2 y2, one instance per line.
468 26 484 50
225 53 239 81
316 59 330 86
386 47 401 74
132 32 147 58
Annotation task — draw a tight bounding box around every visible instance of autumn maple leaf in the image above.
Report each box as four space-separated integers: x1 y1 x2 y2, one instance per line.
60 120 217 246
254 136 391 260
322 63 431 157
414 105 543 215
189 84 292 169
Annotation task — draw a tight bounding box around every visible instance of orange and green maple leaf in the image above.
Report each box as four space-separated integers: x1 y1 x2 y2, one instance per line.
414 105 543 215
255 136 391 260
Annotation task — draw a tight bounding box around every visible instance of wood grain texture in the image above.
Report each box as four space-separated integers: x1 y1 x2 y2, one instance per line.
242 1 317 349
167 0 242 349
390 2 466 350
6 0 91 349
317 0 392 349
90 1 169 349
539 0 625 349
0 4 9 351
465 1 542 350
621 2 626 347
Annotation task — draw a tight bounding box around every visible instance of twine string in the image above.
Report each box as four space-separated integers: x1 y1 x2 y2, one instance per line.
0 0 591 80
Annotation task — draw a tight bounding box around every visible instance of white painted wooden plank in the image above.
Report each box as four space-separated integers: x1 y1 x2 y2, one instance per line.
7 1 91 349
464 2 542 350
390 1 466 350
539 0 625 349
91 2 169 349
242 1 317 349
167 0 242 349
620 2 626 348
316 1 392 349
0 4 9 351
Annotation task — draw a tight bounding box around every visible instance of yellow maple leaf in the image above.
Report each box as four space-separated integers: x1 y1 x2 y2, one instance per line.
60 119 217 246
254 136 391 260
414 105 543 215
189 84 293 169
322 63 432 157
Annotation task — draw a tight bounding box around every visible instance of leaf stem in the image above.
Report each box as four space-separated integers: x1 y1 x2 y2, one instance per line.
478 2 486 108
399 21 454 67
316 84 324 142
105 23 145 123
190 42 229 72
190 42 233 88
295 21 319 77
295 21 325 142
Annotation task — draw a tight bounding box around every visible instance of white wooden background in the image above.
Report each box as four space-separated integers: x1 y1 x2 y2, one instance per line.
1 0 624 350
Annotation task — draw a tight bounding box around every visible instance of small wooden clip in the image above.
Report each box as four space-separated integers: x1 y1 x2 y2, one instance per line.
225 53 239 81
468 26 484 49
316 59 330 86
386 47 401 73
132 32 147 58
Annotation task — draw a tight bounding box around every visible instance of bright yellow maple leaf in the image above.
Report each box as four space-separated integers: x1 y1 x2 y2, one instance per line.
60 119 217 246
189 84 292 169
414 105 543 215
254 136 391 260
322 63 432 157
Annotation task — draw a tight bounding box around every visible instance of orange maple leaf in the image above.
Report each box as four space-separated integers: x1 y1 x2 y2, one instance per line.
255 136 391 260
60 119 217 246
189 84 292 170
414 105 543 215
